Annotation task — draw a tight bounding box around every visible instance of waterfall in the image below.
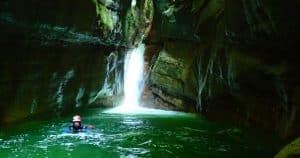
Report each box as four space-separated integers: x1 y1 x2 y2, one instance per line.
122 43 145 108
104 43 145 113
104 43 179 115
131 0 137 7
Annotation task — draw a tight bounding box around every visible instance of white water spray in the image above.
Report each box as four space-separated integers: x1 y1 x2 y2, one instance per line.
104 43 181 115
104 43 146 113
131 0 137 7
122 43 145 108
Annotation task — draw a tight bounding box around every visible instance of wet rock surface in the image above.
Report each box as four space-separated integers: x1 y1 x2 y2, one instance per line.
146 0 300 139
1 0 300 143
0 0 117 123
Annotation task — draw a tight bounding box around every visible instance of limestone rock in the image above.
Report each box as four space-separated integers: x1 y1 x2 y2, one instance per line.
150 41 197 99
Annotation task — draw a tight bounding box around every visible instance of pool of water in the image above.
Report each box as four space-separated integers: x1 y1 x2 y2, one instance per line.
0 108 280 158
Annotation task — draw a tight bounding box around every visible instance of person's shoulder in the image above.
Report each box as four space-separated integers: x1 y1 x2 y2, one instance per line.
83 125 95 129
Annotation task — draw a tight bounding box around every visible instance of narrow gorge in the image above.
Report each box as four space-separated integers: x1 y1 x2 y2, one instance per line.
1 0 300 157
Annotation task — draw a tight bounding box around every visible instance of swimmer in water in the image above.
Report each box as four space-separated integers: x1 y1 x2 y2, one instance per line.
69 115 94 132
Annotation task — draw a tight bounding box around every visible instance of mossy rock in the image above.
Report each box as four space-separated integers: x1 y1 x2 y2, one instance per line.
150 41 198 98
123 7 139 45
93 0 115 37
123 0 154 46
275 138 300 158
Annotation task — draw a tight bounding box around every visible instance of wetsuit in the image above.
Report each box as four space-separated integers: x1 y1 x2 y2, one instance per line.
69 123 88 132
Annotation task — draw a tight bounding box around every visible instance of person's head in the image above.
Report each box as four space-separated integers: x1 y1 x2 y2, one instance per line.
72 115 82 128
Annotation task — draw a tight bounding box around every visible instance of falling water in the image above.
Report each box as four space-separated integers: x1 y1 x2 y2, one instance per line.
104 43 180 115
122 43 145 108
104 43 146 113
131 0 137 7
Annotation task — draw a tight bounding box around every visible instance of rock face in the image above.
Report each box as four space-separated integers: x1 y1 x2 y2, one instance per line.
92 0 122 42
149 41 197 110
3 0 97 32
0 0 120 123
122 0 154 46
1 0 300 141
146 0 300 139
0 44 109 123
92 0 154 46
0 0 154 123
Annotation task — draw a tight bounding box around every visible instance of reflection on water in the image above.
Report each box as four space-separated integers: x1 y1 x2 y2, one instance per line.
0 109 280 158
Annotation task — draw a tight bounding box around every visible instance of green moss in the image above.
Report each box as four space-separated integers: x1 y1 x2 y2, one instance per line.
123 8 138 44
143 0 154 22
122 0 154 45
93 0 114 31
275 138 300 158
153 51 184 79
151 72 183 94
150 41 199 98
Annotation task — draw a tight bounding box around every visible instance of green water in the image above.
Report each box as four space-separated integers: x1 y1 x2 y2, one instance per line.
0 108 280 158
